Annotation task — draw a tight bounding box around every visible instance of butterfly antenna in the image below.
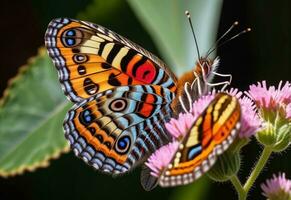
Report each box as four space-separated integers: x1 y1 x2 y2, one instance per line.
185 10 201 60
207 27 251 56
206 21 239 57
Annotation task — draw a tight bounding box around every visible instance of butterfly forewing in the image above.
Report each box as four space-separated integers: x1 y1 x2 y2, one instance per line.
159 93 241 187
45 18 177 103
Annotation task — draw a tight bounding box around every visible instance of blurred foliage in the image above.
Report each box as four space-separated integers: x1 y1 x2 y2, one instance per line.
127 0 223 76
0 49 70 177
77 0 122 22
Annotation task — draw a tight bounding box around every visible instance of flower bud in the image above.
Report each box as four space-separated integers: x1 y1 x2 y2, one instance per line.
207 150 241 182
257 122 291 152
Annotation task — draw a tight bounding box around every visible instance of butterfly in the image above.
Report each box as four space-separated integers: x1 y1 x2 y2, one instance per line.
44 17 234 175
141 92 241 190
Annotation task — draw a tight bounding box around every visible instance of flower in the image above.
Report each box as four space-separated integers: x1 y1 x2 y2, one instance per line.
246 81 291 151
191 93 214 117
238 96 262 138
145 141 179 177
246 81 291 121
261 172 291 200
165 113 195 139
225 88 262 138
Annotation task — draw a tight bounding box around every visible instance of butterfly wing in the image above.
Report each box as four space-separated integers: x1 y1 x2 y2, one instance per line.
157 93 241 187
65 85 174 174
45 18 178 174
45 18 177 103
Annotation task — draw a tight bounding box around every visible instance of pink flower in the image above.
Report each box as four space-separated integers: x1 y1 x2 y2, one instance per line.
145 141 179 177
165 113 195 139
191 93 214 117
246 81 291 121
225 88 243 99
238 96 262 138
261 173 291 200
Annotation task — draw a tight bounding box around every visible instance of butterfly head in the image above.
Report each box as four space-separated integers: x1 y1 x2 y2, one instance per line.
194 56 220 79
170 56 219 114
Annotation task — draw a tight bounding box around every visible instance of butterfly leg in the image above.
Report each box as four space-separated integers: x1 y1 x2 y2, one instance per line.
201 71 232 92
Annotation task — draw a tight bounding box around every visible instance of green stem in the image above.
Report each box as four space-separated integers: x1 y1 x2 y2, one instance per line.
243 147 273 193
230 176 246 200
230 147 273 200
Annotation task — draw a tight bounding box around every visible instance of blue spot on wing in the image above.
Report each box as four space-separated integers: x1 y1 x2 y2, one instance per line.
66 38 75 46
66 30 75 36
119 141 126 148
118 136 130 150
187 145 202 160
85 115 92 123
79 109 94 125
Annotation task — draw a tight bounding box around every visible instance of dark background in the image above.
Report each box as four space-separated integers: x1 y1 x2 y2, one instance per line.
0 0 290 199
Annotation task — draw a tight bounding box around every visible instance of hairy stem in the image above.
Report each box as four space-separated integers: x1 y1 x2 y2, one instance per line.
243 147 273 194
230 175 246 200
230 147 272 200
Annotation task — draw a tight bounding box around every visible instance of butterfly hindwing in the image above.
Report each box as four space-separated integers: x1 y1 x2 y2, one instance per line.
158 93 241 187
45 18 177 103
64 85 174 174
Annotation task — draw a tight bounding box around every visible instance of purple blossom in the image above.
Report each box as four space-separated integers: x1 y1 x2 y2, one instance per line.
261 173 291 200
246 81 291 121
165 113 195 139
238 96 262 138
225 88 262 138
145 141 179 177
191 93 214 117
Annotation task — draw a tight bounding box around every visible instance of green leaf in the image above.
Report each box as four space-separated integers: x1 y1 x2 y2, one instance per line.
127 0 223 75
0 49 70 177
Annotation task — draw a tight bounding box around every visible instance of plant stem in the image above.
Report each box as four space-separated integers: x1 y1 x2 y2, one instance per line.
230 147 272 200
243 147 273 193
230 175 246 200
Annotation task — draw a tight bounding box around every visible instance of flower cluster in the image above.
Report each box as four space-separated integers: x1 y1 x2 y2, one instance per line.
247 81 291 151
247 81 291 122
